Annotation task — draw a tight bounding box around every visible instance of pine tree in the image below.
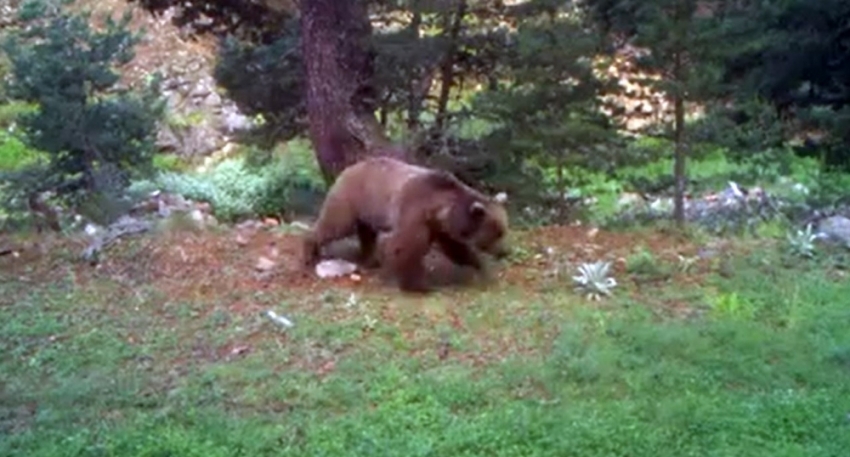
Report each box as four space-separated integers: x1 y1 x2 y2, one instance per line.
1 0 165 222
469 1 614 212
584 0 725 226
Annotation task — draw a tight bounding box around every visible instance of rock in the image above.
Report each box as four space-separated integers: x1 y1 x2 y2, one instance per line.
265 310 294 329
289 221 311 232
222 108 253 133
265 242 280 259
611 180 784 234
84 223 101 236
315 259 358 279
81 216 153 263
816 216 850 248
236 220 263 231
196 201 212 213
255 256 277 272
153 71 255 158
189 209 205 225
234 233 250 246
157 199 172 218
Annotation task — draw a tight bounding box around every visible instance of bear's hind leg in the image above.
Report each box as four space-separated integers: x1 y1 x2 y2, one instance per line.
356 222 381 269
302 198 359 268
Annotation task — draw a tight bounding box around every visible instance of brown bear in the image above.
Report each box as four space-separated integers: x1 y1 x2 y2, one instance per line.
302 156 510 292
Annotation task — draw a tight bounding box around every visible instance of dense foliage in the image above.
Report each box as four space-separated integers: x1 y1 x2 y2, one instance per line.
116 0 849 219
1 0 849 226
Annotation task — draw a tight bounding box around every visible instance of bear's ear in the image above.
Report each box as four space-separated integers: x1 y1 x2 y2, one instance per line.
470 201 486 219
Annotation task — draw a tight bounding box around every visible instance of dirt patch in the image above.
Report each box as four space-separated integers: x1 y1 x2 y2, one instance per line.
1 223 720 308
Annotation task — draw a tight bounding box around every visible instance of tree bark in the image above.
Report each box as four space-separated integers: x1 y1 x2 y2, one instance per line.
434 0 467 132
406 3 424 132
672 50 687 227
300 0 402 184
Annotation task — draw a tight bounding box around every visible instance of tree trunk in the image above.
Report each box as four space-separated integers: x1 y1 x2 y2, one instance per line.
672 51 687 227
434 0 467 132
300 0 402 184
406 2 424 132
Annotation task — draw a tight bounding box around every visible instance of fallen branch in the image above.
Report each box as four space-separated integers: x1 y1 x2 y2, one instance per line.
81 216 153 263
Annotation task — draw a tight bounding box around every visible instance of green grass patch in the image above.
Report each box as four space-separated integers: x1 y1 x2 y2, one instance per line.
2 244 850 456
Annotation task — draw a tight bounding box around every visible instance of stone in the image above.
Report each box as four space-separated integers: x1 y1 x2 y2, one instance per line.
315 259 358 279
816 216 850 248
255 256 277 272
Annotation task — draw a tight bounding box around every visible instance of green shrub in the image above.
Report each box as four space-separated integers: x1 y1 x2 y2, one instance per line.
0 130 45 170
152 153 190 173
616 144 743 194
130 138 326 222
0 100 37 128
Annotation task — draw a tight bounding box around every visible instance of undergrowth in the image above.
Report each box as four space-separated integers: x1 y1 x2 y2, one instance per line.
128 138 326 222
2 243 850 456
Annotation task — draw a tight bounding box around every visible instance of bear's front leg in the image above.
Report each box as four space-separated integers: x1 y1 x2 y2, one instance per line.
433 234 484 270
379 228 432 293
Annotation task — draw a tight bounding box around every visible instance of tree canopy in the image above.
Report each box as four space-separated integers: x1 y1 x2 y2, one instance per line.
2 0 846 226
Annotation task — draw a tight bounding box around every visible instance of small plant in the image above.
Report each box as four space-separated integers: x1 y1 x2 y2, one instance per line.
786 224 819 258
572 260 617 301
343 293 378 331
625 246 658 275
677 254 699 273
625 245 673 281
709 291 756 320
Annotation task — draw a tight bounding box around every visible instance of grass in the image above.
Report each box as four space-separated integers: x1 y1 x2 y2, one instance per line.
2 232 850 456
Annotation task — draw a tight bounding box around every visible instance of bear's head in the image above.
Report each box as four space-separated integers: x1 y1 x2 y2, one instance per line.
468 192 510 258
440 191 510 259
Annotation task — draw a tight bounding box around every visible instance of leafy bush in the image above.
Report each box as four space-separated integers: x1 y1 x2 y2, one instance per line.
130 138 326 222
152 153 191 173
0 130 44 170
0 101 43 171
616 143 744 194
0 100 37 128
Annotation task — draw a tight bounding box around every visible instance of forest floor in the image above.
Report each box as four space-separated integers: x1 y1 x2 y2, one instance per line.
2 222 850 456
3 222 720 332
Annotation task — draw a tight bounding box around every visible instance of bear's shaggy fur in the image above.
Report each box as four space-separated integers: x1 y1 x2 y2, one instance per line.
302 156 509 291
